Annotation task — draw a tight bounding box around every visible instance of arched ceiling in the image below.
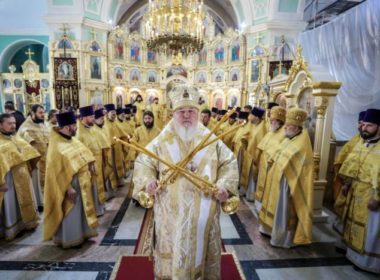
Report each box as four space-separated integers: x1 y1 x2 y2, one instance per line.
115 0 239 32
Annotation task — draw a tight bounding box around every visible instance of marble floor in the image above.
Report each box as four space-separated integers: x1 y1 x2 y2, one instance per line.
0 182 378 280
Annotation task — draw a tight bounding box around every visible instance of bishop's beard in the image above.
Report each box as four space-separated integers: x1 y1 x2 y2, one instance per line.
173 120 198 142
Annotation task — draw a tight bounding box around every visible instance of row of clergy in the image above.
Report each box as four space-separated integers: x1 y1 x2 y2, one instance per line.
200 103 380 274
1 95 379 274
0 103 161 248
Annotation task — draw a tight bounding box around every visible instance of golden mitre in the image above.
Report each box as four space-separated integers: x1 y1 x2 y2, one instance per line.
270 106 286 123
169 84 200 111
285 107 308 127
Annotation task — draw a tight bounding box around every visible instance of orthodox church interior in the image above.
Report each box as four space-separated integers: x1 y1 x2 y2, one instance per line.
0 0 379 279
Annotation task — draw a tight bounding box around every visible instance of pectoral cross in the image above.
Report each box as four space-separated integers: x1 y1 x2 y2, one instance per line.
25 48 34 61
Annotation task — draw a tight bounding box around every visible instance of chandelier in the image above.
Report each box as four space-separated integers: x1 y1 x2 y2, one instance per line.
144 0 205 56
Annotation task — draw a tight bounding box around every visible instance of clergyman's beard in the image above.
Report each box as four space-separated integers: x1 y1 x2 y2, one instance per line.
33 117 44 124
174 120 197 142
270 123 281 132
144 121 154 129
360 130 377 140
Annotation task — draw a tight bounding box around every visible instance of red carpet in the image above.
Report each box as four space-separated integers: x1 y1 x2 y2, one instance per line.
111 253 245 280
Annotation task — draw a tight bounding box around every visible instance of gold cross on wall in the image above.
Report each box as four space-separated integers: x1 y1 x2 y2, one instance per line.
255 32 264 45
25 48 35 60
90 28 97 41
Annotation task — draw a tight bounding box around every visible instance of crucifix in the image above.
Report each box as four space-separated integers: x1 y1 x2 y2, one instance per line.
25 48 34 60
59 23 71 58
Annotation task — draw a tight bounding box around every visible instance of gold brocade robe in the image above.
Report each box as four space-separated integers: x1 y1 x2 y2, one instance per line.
259 130 314 245
220 122 237 150
92 124 113 183
43 129 98 241
76 123 106 204
135 102 146 126
338 139 380 253
17 116 50 191
333 134 362 214
133 121 238 279
0 134 40 232
131 125 161 159
150 103 163 129
232 122 253 156
241 121 267 189
209 117 217 131
104 118 125 187
255 127 285 202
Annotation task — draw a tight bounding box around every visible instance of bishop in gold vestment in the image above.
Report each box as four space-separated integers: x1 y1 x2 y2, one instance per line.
17 105 50 209
133 85 238 279
44 111 98 248
0 113 40 240
259 108 314 248
338 109 380 274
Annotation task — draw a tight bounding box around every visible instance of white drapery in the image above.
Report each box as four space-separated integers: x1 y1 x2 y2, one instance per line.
299 0 380 140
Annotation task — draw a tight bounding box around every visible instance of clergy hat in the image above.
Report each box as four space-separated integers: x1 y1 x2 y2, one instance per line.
268 102 279 110
211 107 218 113
236 107 241 113
94 109 105 119
285 108 308 127
79 105 94 117
143 110 154 118
238 111 249 120
251 107 265 118
116 108 124 115
229 112 237 119
227 106 233 110
358 111 366 122
363 108 380 125
218 109 227 115
104 104 116 112
124 107 131 114
169 84 200 111
57 111 76 127
270 106 286 123
125 103 132 108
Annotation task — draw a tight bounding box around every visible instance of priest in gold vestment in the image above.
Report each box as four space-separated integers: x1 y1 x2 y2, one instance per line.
259 108 314 248
77 106 106 216
104 104 126 187
17 104 50 210
0 113 40 240
93 109 115 200
150 97 163 129
333 111 365 236
134 94 146 126
220 112 237 150
242 107 267 200
131 110 161 159
133 85 239 279
44 111 98 248
254 106 286 213
338 108 380 274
